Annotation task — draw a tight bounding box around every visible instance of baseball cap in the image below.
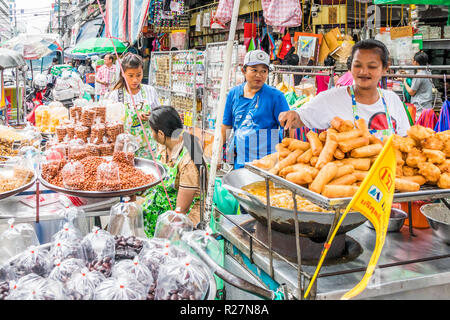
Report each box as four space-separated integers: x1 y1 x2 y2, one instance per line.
244 50 270 68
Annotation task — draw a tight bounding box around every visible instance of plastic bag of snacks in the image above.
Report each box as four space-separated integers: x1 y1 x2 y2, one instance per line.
48 258 85 283
96 161 121 191
138 242 187 280
51 223 83 243
154 254 211 300
108 198 145 238
68 139 87 161
6 276 66 300
0 264 16 300
9 246 53 278
62 161 85 190
56 204 89 237
82 227 115 277
91 121 106 145
113 133 138 166
112 256 154 292
65 267 106 300
154 210 194 241
49 239 87 262
180 228 222 264
113 235 146 260
94 277 147 300
0 219 40 264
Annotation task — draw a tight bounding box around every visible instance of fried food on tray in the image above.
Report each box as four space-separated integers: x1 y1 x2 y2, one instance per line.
438 159 450 173
422 149 446 164
275 144 291 158
340 158 371 171
297 148 313 164
437 172 450 189
252 152 279 171
442 140 450 158
401 175 427 186
355 118 370 139
392 134 416 153
335 164 355 179
395 178 420 192
338 136 370 153
288 139 310 151
369 135 384 145
334 148 345 160
281 137 294 147
350 143 383 158
402 166 417 177
329 174 357 186
334 129 363 142
405 148 426 168
407 125 435 142
421 137 443 150
307 131 323 156
319 131 327 142
286 171 313 185
315 136 338 169
353 170 368 181
309 162 338 194
331 117 354 133
322 185 359 198
418 161 441 183
310 156 319 167
395 149 405 166
279 163 319 178
396 165 403 177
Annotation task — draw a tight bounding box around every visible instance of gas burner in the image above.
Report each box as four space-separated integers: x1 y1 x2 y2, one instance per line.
237 219 363 266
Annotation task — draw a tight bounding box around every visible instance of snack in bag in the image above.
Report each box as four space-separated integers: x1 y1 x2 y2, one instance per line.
96 161 121 191
65 267 106 300
154 210 194 241
61 161 85 190
112 256 154 292
49 240 87 263
82 227 115 277
9 246 53 278
0 218 40 264
108 198 145 238
94 277 147 300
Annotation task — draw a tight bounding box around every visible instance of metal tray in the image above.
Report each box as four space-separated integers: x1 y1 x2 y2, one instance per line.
38 157 167 198
0 175 36 200
222 168 366 239
245 164 450 210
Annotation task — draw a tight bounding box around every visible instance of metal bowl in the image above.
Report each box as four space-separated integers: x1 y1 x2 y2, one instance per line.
420 203 450 245
38 157 167 198
222 168 367 239
365 207 408 232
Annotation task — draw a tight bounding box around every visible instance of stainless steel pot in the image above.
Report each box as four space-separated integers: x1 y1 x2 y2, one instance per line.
420 203 450 245
365 208 408 232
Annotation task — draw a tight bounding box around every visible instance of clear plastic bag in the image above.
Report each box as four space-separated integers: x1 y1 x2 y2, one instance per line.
0 218 40 264
49 239 87 262
82 227 115 277
9 246 53 278
91 122 106 145
51 223 83 243
96 161 121 191
65 267 106 300
113 133 138 166
0 264 15 300
62 161 85 190
6 276 66 300
154 210 194 241
68 138 87 161
112 256 154 292
180 228 222 263
138 243 187 280
108 198 145 238
48 258 85 283
154 254 211 300
56 206 89 237
114 235 146 260
94 277 147 300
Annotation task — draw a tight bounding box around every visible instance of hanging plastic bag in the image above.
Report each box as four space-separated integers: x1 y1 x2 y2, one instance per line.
94 277 147 300
61 161 86 190
82 227 115 277
0 218 40 264
154 254 211 300
0 264 16 300
108 198 145 238
65 267 106 300
56 205 89 237
112 256 154 293
49 239 87 263
51 223 83 243
416 108 438 129
434 100 450 132
9 246 53 278
48 258 86 283
261 0 302 27
154 210 194 241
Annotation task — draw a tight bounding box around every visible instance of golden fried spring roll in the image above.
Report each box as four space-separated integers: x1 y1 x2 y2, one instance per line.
401 175 426 186
340 158 371 171
281 137 294 147
279 163 318 178
297 148 313 164
334 148 345 160
252 152 279 171
288 139 310 151
338 136 370 153
310 156 319 167
350 143 383 158
395 178 420 192
335 164 355 179
277 149 303 172
330 117 345 131
369 135 384 145
309 162 338 194
275 144 291 158
286 171 313 185
353 170 368 181
307 131 323 156
329 174 357 186
315 137 338 169
355 118 370 138
334 129 363 142
322 185 359 198
319 131 327 142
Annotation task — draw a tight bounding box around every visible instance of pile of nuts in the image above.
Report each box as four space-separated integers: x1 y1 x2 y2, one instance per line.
87 257 113 278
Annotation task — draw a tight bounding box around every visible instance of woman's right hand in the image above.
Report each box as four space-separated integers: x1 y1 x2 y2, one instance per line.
279 110 303 130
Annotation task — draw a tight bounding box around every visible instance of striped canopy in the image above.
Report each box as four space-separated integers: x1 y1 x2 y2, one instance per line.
0 33 62 60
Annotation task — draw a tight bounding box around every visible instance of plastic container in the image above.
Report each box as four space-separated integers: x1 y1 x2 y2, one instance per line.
398 201 430 229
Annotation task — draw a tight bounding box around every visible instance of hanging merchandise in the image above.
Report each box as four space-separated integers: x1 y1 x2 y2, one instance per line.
214 0 234 25
416 109 438 129
435 78 449 132
195 12 202 32
244 23 257 51
149 0 185 29
171 30 187 49
203 10 211 28
277 32 293 60
261 0 302 27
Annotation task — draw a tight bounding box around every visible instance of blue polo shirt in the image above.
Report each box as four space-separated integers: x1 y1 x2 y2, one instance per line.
223 83 290 169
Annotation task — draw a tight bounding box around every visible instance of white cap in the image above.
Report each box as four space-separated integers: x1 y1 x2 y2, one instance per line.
244 50 270 68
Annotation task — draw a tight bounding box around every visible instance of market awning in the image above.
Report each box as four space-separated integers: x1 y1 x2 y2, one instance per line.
76 17 104 44
0 48 26 70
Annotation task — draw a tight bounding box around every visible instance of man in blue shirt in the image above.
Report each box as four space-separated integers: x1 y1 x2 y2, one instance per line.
221 50 290 169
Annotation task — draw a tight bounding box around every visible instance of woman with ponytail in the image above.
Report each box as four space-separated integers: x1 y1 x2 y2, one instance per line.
142 106 206 236
108 52 159 158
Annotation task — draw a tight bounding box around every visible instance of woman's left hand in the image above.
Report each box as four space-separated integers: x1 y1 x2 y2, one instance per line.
138 112 150 121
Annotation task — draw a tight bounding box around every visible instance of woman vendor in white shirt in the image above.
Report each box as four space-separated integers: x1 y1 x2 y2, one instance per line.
279 39 411 140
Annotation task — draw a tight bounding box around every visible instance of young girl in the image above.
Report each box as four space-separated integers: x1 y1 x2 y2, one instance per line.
108 53 159 158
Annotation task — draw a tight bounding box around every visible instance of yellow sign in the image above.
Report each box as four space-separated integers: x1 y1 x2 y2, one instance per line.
304 135 396 300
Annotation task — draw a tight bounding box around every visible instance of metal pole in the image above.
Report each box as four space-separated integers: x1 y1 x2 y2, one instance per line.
204 0 241 224
15 67 19 125
58 0 63 63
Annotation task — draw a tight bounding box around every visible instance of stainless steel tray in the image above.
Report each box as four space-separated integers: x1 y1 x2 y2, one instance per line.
245 164 450 210
38 157 167 198
222 168 366 238
0 164 36 200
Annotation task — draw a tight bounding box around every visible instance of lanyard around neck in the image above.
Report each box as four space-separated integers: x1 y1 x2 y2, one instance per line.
349 86 395 135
